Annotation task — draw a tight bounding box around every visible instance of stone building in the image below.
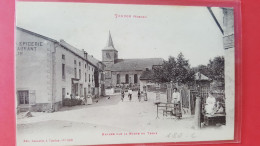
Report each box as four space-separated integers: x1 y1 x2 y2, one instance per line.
102 32 164 88
16 27 105 112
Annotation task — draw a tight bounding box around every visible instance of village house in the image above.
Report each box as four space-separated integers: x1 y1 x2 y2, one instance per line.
16 27 105 112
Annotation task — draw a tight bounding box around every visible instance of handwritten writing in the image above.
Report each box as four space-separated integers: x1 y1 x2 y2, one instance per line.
166 132 196 139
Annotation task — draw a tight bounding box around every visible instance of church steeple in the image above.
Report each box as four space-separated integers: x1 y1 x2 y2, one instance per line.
103 31 117 51
102 31 118 66
107 31 114 48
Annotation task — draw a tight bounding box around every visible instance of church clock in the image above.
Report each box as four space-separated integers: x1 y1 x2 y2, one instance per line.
106 52 111 59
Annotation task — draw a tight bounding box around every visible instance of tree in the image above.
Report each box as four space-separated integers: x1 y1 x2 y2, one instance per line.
193 65 210 77
207 56 225 82
193 56 225 82
153 52 195 84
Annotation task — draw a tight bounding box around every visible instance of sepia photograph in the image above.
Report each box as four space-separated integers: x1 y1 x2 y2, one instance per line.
16 2 235 145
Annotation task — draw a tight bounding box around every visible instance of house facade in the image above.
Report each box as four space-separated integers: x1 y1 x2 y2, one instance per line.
16 27 105 112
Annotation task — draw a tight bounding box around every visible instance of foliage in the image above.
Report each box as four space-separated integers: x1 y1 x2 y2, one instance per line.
194 56 225 82
153 52 195 84
63 98 82 106
208 56 225 82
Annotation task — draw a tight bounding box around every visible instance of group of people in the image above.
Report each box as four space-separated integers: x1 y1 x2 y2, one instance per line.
171 88 225 117
121 89 145 102
205 92 225 115
65 92 92 105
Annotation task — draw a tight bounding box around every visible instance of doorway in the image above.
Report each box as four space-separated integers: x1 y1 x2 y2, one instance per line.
62 88 65 106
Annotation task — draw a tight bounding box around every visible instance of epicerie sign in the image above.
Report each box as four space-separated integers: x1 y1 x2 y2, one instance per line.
17 41 43 55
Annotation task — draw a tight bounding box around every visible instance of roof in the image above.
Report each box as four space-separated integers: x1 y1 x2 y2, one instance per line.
59 39 84 58
59 40 100 68
16 27 58 43
195 72 210 81
140 70 154 80
102 31 117 51
109 58 164 72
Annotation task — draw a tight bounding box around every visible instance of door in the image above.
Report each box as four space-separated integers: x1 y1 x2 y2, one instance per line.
80 84 83 96
101 84 105 96
84 88 87 99
62 88 65 106
72 83 78 97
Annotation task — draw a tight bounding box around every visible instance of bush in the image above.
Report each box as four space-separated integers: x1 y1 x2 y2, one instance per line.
63 98 82 106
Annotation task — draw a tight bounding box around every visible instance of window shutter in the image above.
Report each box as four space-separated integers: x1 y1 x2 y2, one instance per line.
29 90 36 105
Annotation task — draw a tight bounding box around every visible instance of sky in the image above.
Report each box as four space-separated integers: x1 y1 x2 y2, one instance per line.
16 2 225 67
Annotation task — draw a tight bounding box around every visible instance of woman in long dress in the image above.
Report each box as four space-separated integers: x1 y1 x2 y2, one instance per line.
205 93 216 115
171 88 182 118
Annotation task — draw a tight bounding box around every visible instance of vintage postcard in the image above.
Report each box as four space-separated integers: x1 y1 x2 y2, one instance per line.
16 1 236 145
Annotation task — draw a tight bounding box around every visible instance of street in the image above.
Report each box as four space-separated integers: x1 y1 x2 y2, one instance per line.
17 91 233 145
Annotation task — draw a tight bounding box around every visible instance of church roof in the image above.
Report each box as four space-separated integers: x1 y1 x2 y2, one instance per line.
103 31 117 51
109 58 164 72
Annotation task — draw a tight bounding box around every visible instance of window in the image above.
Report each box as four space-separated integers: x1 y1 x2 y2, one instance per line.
134 74 138 84
125 74 129 84
92 75 94 83
117 74 120 84
74 68 77 78
18 90 29 104
85 73 87 82
88 85 91 94
79 69 81 79
74 60 76 65
85 64 87 68
62 64 65 79
79 62 81 66
89 74 90 82
89 66 90 70
62 54 65 60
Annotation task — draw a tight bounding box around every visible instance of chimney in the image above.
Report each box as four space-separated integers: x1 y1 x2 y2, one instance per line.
84 51 88 59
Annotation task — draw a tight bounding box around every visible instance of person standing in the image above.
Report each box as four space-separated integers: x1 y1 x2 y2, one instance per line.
172 88 180 103
138 89 141 102
171 88 182 118
121 90 125 102
128 88 133 101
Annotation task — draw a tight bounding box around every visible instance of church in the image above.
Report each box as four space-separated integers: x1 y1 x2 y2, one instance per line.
102 32 164 89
